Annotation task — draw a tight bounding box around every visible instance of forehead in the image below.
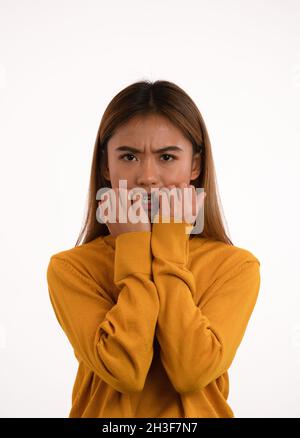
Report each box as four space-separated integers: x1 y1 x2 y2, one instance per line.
109 114 190 149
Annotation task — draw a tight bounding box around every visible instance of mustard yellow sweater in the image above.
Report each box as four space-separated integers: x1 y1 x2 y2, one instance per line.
46 221 260 418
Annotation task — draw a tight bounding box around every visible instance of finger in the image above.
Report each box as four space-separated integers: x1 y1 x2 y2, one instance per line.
183 184 195 216
196 191 206 212
158 187 169 220
168 185 176 218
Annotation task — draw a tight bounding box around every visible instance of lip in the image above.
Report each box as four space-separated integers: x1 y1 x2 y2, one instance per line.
141 199 152 209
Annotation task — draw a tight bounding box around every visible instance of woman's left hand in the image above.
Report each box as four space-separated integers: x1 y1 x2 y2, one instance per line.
154 183 206 225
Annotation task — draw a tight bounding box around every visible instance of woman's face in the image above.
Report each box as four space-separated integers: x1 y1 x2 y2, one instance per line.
104 114 201 198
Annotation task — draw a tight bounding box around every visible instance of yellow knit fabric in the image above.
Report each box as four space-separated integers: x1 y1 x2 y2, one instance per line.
46 221 260 418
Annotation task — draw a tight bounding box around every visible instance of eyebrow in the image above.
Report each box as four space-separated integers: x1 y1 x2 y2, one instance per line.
115 145 183 154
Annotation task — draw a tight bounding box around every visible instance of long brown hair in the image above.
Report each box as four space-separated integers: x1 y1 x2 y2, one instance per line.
75 80 233 247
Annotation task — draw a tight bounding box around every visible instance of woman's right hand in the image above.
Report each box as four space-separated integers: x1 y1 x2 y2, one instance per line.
98 188 151 238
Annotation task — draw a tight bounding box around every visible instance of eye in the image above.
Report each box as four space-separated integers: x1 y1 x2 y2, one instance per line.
119 153 177 162
120 153 137 161
160 154 176 161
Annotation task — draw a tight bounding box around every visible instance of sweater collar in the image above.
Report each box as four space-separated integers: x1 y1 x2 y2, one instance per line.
103 233 116 250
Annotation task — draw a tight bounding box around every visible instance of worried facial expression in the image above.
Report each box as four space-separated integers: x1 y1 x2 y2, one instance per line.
103 113 201 216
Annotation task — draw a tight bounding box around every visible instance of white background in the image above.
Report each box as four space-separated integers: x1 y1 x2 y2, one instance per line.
0 0 299 418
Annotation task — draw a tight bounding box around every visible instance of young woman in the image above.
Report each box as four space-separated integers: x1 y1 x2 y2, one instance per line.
46 80 261 418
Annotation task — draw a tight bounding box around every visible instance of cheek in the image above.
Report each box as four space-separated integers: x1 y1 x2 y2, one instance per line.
163 165 191 184
109 163 134 186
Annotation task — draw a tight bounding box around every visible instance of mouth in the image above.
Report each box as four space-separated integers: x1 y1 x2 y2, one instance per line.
139 194 152 210
141 196 151 207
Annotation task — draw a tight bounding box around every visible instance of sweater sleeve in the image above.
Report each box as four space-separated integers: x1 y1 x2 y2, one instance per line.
151 221 261 394
46 231 159 394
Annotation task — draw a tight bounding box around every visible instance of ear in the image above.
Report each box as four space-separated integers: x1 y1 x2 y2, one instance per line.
103 164 110 181
190 152 201 181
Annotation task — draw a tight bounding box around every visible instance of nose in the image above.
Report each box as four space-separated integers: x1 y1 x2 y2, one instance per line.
136 157 159 188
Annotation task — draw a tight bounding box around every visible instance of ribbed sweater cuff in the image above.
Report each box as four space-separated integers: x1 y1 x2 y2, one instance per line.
151 221 192 265
114 231 152 282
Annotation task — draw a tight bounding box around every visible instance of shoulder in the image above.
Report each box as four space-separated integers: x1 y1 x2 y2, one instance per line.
190 235 260 263
189 236 260 291
47 236 109 285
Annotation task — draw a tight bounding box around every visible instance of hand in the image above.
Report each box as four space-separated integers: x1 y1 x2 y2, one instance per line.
154 183 206 226
98 188 151 238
